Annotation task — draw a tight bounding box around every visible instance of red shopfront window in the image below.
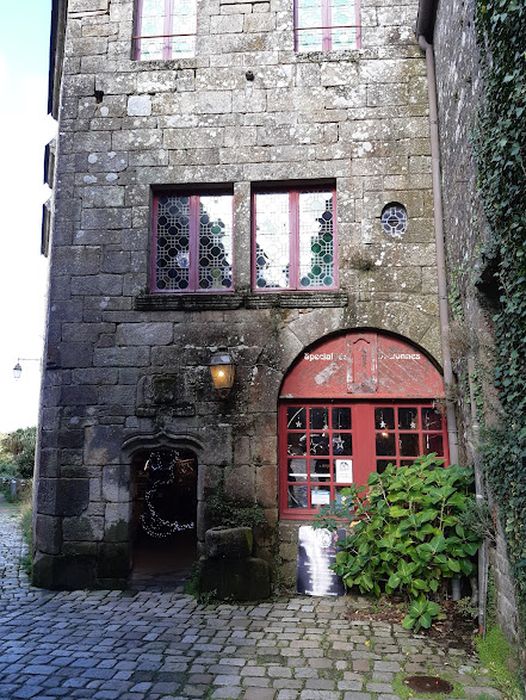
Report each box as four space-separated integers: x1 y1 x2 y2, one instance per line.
151 192 234 293
279 330 450 519
294 0 361 52
133 0 196 61
280 401 449 519
253 187 337 291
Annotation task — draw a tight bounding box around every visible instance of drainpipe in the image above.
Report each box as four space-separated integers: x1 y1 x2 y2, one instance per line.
417 10 487 632
417 33 459 466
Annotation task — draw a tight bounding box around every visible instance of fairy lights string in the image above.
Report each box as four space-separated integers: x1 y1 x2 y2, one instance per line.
140 449 195 538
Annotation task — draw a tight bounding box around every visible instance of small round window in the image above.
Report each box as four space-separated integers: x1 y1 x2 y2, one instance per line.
381 203 408 237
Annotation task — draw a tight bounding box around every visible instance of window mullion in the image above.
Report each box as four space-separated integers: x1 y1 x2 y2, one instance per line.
189 195 200 292
322 0 332 52
290 190 299 290
151 196 159 291
164 0 174 59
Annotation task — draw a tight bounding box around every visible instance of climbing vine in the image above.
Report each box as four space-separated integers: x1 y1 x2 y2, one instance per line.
474 0 526 629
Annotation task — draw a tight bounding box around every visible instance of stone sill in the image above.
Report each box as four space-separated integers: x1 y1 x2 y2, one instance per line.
135 291 348 311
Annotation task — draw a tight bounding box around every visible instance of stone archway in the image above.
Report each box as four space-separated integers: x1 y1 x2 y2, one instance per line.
122 432 204 589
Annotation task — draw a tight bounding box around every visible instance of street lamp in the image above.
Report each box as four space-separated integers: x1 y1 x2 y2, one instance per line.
12 357 41 380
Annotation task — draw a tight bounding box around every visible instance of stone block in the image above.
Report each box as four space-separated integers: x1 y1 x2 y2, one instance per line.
200 557 271 600
115 322 173 346
35 514 62 555
205 526 253 559
84 425 123 466
210 14 244 33
105 502 131 541
127 95 152 117
32 551 97 590
37 478 90 517
93 346 150 367
63 515 104 541
102 464 130 502
255 465 277 508
224 465 256 502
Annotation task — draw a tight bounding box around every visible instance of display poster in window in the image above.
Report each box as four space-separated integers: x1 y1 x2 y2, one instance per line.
311 488 331 506
335 458 353 484
297 526 346 597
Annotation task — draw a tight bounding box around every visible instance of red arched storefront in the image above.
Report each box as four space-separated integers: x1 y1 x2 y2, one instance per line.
279 330 449 519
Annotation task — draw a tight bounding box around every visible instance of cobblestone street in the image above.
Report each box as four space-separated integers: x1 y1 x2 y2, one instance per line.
0 498 502 700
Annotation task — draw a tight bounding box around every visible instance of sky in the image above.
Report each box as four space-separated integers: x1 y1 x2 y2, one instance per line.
0 1 56 433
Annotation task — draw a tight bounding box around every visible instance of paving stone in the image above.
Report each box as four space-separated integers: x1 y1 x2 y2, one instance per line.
0 497 504 700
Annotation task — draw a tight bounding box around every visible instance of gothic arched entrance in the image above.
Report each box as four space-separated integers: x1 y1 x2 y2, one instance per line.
279 330 448 519
130 447 198 588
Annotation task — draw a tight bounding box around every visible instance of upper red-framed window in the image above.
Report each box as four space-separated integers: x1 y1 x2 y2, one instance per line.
151 191 234 293
252 186 338 291
133 0 197 61
294 0 361 52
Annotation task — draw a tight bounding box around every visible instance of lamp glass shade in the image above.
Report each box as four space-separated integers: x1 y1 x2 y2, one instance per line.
13 362 22 380
209 352 235 392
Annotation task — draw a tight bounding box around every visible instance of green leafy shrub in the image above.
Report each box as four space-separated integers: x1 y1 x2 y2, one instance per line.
319 455 480 629
0 427 36 479
403 597 443 632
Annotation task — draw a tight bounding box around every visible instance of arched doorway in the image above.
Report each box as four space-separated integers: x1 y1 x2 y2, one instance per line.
279 330 449 519
130 447 198 589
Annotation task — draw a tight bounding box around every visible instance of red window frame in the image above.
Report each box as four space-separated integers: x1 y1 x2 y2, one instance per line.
293 0 362 52
252 186 338 292
151 191 234 294
279 400 449 520
133 0 197 61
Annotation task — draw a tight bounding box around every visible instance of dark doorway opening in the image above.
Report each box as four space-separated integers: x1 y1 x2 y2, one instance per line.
130 448 197 591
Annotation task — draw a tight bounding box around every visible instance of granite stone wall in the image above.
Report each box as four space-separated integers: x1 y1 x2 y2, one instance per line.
432 0 520 644
35 0 441 588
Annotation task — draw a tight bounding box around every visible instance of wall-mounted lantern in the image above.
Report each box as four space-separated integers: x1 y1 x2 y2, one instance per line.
209 350 236 397
12 357 41 380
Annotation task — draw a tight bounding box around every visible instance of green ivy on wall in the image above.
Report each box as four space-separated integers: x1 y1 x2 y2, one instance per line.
474 0 526 630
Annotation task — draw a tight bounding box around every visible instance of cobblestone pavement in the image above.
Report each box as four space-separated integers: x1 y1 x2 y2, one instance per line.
0 498 502 700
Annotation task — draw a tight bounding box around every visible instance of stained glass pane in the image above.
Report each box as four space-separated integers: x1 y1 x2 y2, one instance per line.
299 191 334 288
376 433 395 456
400 433 419 456
330 0 356 49
375 408 394 430
156 195 191 291
287 407 306 429
398 408 418 430
288 485 308 508
312 459 331 480
424 434 444 456
136 0 196 60
288 458 307 480
332 407 351 429
287 433 307 456
296 0 323 51
169 0 196 58
198 195 233 291
311 486 331 506
255 193 290 289
310 407 328 429
332 433 352 455
310 433 330 455
422 407 443 430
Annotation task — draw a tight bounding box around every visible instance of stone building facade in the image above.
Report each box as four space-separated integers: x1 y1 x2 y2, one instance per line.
35 0 448 589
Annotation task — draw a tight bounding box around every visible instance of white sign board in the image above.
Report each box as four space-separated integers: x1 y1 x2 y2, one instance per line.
335 459 353 484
